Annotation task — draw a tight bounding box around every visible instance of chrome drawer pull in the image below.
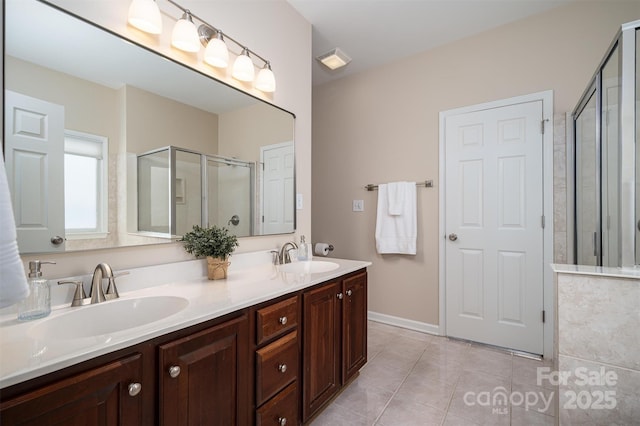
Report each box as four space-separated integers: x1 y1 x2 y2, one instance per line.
278 417 287 426
128 382 142 397
169 365 181 378
278 363 287 373
279 316 288 325
346 289 352 296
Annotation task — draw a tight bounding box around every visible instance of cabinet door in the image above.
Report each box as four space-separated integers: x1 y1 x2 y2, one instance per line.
0 354 143 425
159 314 249 426
302 281 341 422
342 271 368 383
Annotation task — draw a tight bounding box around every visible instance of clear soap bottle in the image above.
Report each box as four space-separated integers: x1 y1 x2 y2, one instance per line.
298 235 309 261
17 260 56 321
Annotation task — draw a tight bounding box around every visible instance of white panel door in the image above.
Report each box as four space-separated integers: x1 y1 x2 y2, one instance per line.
445 100 544 354
4 91 65 253
261 142 294 234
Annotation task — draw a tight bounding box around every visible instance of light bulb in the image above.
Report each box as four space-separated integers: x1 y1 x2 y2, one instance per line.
204 33 229 68
171 11 200 53
255 63 276 93
232 48 255 82
128 0 162 34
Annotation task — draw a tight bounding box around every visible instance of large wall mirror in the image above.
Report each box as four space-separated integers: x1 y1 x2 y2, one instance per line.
4 0 296 254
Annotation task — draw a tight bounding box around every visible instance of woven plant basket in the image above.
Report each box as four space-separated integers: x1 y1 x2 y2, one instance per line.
207 256 230 280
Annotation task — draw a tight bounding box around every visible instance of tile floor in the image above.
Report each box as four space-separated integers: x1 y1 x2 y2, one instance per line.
310 321 556 426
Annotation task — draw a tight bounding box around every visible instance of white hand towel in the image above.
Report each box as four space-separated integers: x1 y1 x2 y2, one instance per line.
375 182 417 255
387 182 404 216
0 145 29 308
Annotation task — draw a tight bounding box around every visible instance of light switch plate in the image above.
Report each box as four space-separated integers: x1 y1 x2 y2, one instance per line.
353 199 364 212
296 194 303 210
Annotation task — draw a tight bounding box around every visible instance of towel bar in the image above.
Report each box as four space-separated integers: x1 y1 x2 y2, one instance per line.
365 180 433 191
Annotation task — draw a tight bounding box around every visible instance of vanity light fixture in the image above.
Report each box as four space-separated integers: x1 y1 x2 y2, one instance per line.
202 30 229 68
316 48 351 70
126 0 276 93
255 62 276 93
171 10 200 53
128 0 162 35
232 48 256 82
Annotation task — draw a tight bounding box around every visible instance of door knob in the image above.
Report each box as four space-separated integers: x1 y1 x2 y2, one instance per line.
51 236 64 245
448 233 458 241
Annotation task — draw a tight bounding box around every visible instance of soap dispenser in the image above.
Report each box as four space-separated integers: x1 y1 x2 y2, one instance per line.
298 236 309 261
17 260 56 321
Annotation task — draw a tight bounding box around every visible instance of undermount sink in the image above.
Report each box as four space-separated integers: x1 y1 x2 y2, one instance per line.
28 296 189 340
278 260 340 274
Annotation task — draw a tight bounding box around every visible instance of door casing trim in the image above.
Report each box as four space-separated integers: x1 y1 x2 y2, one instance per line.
438 90 554 359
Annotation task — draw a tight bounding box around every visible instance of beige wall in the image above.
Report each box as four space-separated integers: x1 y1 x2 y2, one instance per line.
125 86 219 155
17 0 311 278
312 1 640 326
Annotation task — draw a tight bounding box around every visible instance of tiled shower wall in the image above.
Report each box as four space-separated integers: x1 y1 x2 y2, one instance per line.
553 113 568 264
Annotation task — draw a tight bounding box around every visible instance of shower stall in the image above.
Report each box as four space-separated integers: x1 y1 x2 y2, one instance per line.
572 19 639 267
137 146 254 238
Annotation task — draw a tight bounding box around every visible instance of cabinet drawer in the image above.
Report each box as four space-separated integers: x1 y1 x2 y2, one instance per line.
256 382 298 426
256 331 298 405
256 296 298 345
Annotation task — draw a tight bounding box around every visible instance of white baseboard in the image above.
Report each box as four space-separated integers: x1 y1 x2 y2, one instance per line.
367 311 441 336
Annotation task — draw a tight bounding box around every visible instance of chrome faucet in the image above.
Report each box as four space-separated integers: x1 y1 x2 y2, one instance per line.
89 263 116 304
278 241 299 264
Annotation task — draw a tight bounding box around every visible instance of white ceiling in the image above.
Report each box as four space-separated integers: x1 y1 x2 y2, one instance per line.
287 0 575 86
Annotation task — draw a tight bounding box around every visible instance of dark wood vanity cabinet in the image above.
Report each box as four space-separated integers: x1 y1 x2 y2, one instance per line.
302 270 368 423
0 353 144 425
0 268 368 426
158 314 250 426
252 295 300 426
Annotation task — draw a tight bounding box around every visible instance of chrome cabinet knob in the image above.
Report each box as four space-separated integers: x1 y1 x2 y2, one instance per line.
50 236 64 245
448 233 458 241
278 363 287 373
279 316 287 325
337 293 343 300
169 365 181 378
278 417 287 426
346 289 352 296
128 382 142 397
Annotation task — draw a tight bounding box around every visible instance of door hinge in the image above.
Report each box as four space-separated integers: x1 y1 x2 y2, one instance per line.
541 215 545 228
542 310 546 323
541 119 549 134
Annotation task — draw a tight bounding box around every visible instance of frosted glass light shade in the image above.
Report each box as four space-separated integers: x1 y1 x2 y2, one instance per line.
128 0 162 34
232 49 255 82
204 35 229 68
171 13 200 53
255 64 276 92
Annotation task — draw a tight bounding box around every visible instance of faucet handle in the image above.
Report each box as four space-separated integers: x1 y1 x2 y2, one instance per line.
58 280 86 307
270 250 279 265
105 271 129 300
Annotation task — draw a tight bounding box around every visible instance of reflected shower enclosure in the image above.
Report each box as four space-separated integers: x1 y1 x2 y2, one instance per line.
137 146 254 237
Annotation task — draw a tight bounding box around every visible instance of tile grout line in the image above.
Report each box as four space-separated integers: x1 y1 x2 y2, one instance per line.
372 343 430 425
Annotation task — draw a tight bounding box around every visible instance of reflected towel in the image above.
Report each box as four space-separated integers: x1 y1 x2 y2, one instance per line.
375 182 417 255
0 145 29 308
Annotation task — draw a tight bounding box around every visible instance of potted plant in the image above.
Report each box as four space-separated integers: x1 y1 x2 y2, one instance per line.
180 225 239 280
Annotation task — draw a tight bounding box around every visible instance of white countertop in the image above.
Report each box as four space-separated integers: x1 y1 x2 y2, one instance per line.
552 263 640 280
0 254 371 389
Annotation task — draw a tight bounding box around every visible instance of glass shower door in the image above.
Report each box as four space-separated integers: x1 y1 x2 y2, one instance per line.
575 90 599 266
